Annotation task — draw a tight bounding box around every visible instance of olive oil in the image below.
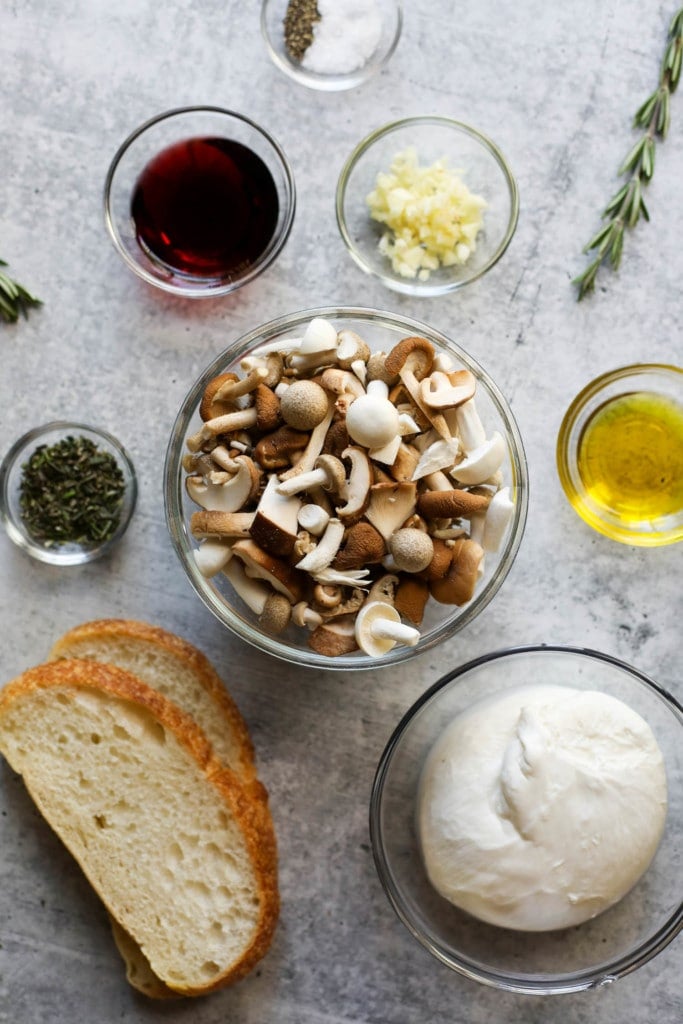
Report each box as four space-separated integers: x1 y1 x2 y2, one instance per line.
577 391 683 524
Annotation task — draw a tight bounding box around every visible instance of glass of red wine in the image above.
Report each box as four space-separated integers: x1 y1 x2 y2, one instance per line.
104 107 296 297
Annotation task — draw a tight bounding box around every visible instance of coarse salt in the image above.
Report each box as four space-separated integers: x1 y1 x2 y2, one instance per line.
302 0 383 75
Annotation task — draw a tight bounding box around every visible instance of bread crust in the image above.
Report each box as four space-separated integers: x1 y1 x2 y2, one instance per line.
0 658 279 996
49 618 256 780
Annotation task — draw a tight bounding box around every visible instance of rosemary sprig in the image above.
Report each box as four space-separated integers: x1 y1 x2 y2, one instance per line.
0 258 42 323
574 8 683 299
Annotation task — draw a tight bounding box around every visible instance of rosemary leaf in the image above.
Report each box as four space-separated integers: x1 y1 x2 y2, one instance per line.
575 7 683 299
0 258 42 324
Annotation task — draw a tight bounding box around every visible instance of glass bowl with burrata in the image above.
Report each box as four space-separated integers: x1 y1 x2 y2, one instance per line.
370 645 682 993
164 306 528 669
336 116 519 297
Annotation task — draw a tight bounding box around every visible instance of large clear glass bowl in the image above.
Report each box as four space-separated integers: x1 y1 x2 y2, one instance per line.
164 306 528 670
370 645 683 993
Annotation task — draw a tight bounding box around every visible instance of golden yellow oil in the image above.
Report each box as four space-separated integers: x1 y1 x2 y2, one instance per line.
577 391 683 524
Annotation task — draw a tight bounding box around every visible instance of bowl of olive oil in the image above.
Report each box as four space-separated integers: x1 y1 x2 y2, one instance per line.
557 365 683 546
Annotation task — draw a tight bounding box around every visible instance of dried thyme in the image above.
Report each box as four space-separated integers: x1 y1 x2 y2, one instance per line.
19 435 125 547
284 0 320 62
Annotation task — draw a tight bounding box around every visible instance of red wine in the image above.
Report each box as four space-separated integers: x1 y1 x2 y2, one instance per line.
131 136 279 279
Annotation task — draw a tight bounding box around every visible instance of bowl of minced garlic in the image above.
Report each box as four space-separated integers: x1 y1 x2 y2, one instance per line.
337 116 519 296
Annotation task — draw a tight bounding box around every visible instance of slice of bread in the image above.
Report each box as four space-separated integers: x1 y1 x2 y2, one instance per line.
49 618 261 996
49 619 256 781
0 659 278 996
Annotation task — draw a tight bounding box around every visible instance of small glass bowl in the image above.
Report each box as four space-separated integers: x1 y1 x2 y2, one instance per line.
164 306 528 670
336 116 519 297
370 645 683 994
557 364 683 547
261 0 402 92
104 106 296 298
0 422 137 566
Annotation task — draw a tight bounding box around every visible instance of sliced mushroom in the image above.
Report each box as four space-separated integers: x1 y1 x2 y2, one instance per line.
355 601 420 657
308 615 359 657
366 573 399 605
231 538 305 604
482 486 514 552
193 540 233 578
315 588 366 621
336 447 373 522
369 433 402 467
389 442 421 482
365 481 417 542
240 351 284 388
295 518 345 573
419 369 476 409
222 558 291 634
313 566 371 587
450 431 506 486
190 510 255 540
412 438 461 480
185 455 260 513
455 397 487 451
250 473 302 557
334 521 385 571
384 336 434 403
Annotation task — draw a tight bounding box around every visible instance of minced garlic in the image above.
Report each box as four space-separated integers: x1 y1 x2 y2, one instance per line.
366 148 487 281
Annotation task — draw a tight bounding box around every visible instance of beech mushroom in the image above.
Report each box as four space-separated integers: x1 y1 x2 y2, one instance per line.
383 336 434 409
231 538 305 604
213 365 269 404
336 330 371 369
354 601 420 657
278 397 335 482
200 372 240 421
277 454 346 498
389 529 434 573
280 379 329 431
345 379 400 449
450 431 506 485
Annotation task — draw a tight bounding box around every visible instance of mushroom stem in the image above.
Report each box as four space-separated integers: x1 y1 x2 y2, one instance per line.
370 619 420 646
295 518 345 573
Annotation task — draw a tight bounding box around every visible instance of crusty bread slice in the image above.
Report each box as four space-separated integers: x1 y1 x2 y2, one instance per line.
48 618 261 996
0 659 278 996
49 619 255 781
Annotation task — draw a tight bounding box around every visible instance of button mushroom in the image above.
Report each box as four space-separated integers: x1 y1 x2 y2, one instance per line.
345 379 400 449
354 601 420 657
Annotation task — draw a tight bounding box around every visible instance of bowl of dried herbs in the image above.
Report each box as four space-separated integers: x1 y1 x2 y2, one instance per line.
0 421 137 565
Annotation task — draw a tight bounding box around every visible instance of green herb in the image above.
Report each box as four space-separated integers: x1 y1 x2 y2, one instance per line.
574 8 683 299
19 435 125 547
0 258 42 323
283 0 320 62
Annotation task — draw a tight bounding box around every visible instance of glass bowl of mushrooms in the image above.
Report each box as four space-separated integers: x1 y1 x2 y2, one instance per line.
164 307 528 669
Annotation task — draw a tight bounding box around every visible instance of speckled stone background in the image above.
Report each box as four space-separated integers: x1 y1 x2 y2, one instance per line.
1 1 682 1021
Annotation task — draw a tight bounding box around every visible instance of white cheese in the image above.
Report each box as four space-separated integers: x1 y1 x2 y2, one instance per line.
417 685 667 931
